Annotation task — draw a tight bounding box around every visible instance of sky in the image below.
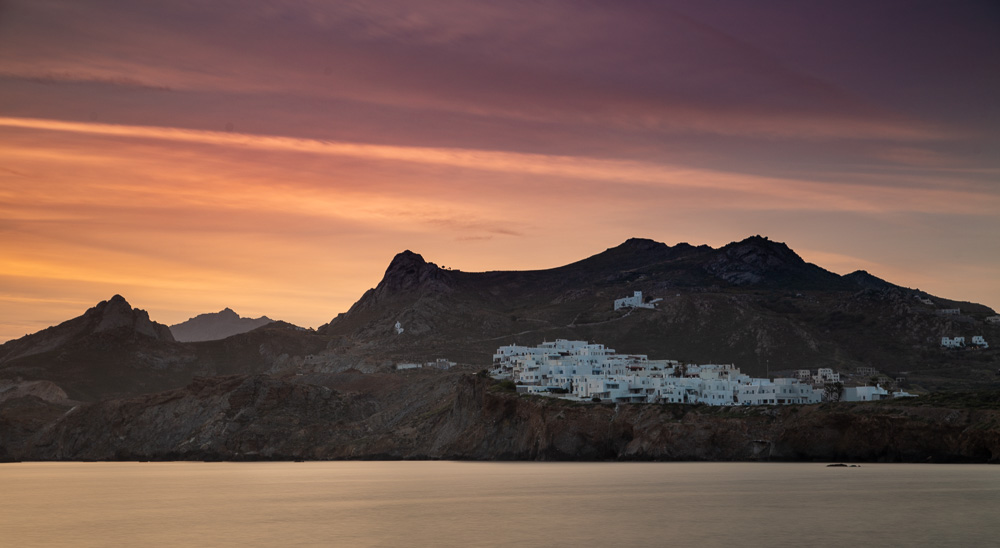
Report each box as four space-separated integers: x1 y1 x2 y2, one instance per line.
1 0 998 342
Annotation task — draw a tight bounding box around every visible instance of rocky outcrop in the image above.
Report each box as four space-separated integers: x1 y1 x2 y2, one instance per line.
0 379 69 405
96 295 175 340
11 373 1000 463
704 236 847 289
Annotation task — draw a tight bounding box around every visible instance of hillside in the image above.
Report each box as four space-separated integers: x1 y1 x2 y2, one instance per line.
318 236 1000 390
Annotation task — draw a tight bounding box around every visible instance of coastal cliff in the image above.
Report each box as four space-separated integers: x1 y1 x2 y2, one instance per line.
10 372 999 463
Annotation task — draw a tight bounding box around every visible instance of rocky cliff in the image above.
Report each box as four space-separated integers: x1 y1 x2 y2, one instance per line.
10 373 999 463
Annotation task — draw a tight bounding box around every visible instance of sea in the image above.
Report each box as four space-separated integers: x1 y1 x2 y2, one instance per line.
1 461 997 547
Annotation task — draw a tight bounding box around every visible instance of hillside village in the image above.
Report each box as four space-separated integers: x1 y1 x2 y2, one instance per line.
490 339 912 405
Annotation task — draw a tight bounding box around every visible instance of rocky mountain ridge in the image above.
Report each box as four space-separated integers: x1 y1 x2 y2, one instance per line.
169 308 275 342
3 236 997 400
318 236 998 388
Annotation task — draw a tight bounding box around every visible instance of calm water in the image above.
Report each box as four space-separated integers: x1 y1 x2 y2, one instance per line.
1 461 998 547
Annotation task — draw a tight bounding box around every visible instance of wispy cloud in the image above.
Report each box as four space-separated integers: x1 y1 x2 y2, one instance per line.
3 117 995 216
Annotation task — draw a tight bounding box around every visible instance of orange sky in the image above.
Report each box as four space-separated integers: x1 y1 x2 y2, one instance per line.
1 1 998 341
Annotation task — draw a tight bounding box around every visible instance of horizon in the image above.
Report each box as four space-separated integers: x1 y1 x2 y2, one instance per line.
3 1 999 342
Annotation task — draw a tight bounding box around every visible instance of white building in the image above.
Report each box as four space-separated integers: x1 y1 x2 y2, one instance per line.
394 321 404 335
843 385 889 402
856 366 877 376
492 340 820 406
971 336 988 348
613 291 658 311
986 316 1000 325
941 337 966 348
813 368 840 385
938 308 961 315
737 378 821 406
396 363 422 370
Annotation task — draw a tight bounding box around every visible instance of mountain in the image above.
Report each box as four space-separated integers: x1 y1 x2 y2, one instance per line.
170 308 274 342
0 294 174 365
2 236 1000 462
0 295 191 401
319 236 999 390
2 236 998 400
0 296 326 401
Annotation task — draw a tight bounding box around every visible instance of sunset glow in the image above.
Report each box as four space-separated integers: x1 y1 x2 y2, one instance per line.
2 1 998 341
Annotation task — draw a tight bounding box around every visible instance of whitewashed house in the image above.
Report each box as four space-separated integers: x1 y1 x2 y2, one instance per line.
971 336 988 348
613 291 657 311
941 337 966 348
843 385 889 402
813 368 840 384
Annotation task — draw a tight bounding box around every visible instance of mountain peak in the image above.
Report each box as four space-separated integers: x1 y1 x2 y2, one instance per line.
0 295 175 364
90 295 175 340
718 236 803 268
619 237 664 249
379 250 448 291
706 236 844 288
843 270 896 291
169 308 275 342
386 250 427 269
333 249 453 321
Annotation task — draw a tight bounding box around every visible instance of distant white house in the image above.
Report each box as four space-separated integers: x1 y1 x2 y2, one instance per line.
396 363 421 370
971 336 989 349
394 321 404 335
613 291 659 311
856 366 877 376
813 368 840 385
938 308 961 315
986 316 1000 325
843 385 889 402
426 358 455 370
942 337 966 348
